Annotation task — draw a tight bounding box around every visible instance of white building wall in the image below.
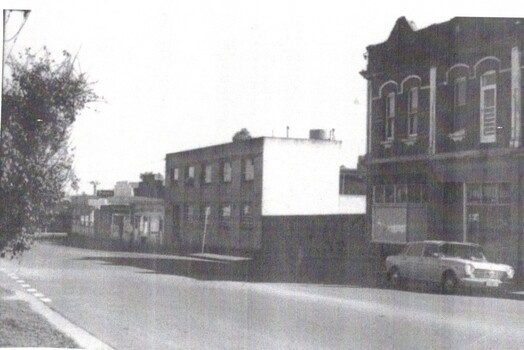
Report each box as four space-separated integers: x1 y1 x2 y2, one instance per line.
262 138 343 216
114 181 134 197
338 195 366 214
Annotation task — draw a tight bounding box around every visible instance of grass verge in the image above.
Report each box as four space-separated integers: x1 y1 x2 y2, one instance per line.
0 286 78 348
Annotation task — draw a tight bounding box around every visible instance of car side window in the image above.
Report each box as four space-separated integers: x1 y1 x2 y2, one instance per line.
423 244 440 257
406 243 423 256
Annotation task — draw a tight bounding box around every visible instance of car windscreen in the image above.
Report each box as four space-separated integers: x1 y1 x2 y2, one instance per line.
441 243 485 261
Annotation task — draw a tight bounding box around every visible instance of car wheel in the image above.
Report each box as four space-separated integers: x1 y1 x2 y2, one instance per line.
389 267 402 289
441 271 457 294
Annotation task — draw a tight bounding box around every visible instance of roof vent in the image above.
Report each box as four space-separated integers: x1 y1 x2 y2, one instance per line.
309 129 330 140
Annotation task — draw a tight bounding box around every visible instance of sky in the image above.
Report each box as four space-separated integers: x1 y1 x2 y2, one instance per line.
2 0 520 194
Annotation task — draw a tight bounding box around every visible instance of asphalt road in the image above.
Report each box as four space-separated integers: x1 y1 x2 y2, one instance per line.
2 241 524 350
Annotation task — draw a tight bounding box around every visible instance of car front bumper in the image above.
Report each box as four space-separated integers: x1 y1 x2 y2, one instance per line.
459 277 511 289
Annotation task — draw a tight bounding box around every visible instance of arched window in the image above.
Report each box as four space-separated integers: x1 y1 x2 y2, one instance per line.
480 71 497 143
385 92 395 140
407 87 418 136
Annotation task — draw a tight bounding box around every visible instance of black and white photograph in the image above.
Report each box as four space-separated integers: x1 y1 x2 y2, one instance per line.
1 1 524 349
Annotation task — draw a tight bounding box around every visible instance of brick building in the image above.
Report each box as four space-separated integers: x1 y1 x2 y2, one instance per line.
164 133 364 257
361 17 524 273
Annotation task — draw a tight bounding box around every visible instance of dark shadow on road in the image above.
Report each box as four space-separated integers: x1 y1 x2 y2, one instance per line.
74 254 524 301
76 255 251 282
50 235 523 301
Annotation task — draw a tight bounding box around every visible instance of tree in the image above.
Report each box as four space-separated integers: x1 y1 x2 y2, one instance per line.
232 128 251 142
0 47 98 252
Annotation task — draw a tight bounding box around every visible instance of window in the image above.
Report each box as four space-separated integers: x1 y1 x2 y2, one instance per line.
201 205 211 226
185 166 195 185
406 243 424 257
220 204 231 228
407 184 423 203
171 168 179 182
385 93 395 140
244 158 255 181
454 77 467 107
373 184 426 204
222 161 232 183
499 183 511 204
184 205 194 223
241 203 253 228
407 87 418 136
482 184 498 204
467 183 511 205
203 164 212 184
467 184 482 204
453 77 467 131
423 243 440 257
480 71 497 143
134 215 141 230
374 185 385 203
384 185 395 203
395 184 408 203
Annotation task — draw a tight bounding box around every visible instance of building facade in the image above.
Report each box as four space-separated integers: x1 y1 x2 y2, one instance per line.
361 17 524 272
164 135 353 255
71 195 165 246
134 173 165 199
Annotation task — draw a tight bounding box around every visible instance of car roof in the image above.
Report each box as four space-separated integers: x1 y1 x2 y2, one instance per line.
409 240 480 246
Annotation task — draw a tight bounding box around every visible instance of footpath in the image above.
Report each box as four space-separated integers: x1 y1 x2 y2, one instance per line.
0 258 113 350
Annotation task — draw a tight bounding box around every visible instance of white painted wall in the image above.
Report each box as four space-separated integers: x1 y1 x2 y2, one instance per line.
262 138 343 215
338 195 366 214
114 181 134 197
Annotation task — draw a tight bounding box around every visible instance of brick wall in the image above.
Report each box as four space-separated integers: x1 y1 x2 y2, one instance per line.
251 215 382 284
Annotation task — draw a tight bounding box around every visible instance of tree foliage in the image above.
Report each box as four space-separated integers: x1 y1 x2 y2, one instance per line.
232 128 251 142
0 47 98 252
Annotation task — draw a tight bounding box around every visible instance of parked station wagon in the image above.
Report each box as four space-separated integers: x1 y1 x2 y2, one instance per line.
385 241 514 293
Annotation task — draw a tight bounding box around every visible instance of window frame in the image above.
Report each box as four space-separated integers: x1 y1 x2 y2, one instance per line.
407 87 418 136
241 203 253 229
454 77 467 108
222 161 232 183
184 204 195 223
220 204 232 228
202 164 212 184
373 184 426 204
480 70 497 143
185 165 195 185
385 92 395 140
466 183 512 205
171 167 179 184
243 158 255 181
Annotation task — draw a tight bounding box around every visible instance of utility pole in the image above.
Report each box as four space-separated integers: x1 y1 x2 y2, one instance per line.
89 181 100 196
2 9 31 132
1 9 31 188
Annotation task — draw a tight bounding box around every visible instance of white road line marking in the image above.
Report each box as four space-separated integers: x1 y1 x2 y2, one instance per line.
40 297 52 303
9 275 18 279
27 288 37 292
16 280 25 284
33 292 45 298
21 284 31 288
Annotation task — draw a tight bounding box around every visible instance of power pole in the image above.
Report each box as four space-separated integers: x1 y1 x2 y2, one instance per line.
2 9 31 131
89 181 100 196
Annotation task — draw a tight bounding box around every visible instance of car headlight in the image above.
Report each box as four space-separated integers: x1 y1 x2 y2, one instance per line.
465 264 475 277
507 267 515 279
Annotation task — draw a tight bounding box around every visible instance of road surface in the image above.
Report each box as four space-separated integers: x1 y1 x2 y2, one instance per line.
2 241 524 349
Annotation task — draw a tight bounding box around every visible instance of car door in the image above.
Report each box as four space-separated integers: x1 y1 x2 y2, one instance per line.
403 242 424 280
419 243 442 283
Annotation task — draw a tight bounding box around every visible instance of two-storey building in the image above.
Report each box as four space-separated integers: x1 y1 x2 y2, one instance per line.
361 17 524 272
165 133 355 254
